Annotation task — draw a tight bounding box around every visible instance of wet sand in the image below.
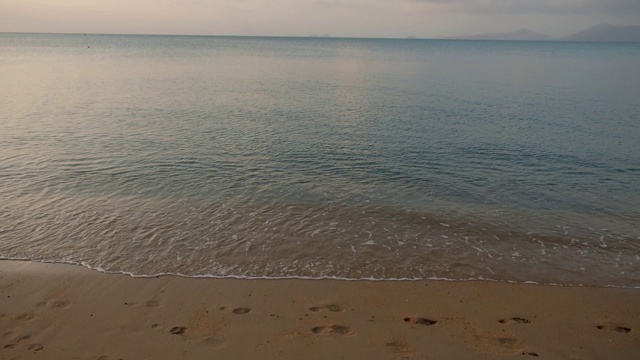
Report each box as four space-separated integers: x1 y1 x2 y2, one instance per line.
1 260 639 359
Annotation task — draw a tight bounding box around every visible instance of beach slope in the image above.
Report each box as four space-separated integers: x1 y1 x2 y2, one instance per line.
1 260 639 359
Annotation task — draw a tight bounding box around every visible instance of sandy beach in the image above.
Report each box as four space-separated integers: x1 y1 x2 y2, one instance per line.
0 261 638 359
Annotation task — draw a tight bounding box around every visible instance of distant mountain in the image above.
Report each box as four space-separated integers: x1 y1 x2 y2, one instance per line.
461 28 552 41
450 24 640 43
561 24 640 42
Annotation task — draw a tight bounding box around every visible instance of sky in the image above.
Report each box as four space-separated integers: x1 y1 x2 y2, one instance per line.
1 0 639 38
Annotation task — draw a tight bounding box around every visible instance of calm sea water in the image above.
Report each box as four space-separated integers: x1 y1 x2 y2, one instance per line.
1 33 639 287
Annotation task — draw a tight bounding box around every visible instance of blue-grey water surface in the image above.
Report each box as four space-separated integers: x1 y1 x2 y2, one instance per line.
1 33 639 287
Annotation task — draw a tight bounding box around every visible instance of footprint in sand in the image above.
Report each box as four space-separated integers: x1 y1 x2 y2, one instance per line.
404 317 437 326
27 343 44 351
232 307 251 315
36 300 71 309
15 335 31 342
309 304 343 312
15 313 36 322
499 317 531 324
311 324 354 336
50 300 71 309
596 325 631 333
4 335 32 349
3 334 30 349
496 337 519 347
169 326 187 335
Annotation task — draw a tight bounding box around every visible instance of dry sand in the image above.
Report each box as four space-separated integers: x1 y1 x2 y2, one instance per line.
1 260 639 359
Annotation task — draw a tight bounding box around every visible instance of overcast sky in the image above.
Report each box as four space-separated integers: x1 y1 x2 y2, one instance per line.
1 0 638 38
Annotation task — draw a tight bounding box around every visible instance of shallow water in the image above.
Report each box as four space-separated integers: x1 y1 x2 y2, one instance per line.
1 34 639 286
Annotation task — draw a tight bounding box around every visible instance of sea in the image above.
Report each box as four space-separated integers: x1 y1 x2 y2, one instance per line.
1 33 639 287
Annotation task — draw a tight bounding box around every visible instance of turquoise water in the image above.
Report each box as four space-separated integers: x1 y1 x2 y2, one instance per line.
1 33 639 286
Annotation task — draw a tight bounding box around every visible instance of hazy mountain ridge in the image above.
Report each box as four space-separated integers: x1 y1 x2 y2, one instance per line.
454 24 640 42
463 28 552 41
560 24 640 42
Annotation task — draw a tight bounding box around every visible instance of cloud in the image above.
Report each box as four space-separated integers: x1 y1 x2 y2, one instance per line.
405 0 640 15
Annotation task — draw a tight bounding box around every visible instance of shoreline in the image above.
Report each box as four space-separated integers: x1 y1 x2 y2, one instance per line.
4 259 638 290
1 260 639 359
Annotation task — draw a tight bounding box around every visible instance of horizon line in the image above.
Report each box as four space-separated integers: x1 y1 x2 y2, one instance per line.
1 31 638 43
